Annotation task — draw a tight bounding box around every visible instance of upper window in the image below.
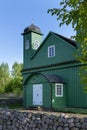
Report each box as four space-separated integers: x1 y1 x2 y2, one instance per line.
55 83 63 97
25 40 29 49
48 45 55 57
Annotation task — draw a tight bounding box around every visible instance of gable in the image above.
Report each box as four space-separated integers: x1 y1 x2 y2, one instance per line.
30 32 77 69
53 32 77 48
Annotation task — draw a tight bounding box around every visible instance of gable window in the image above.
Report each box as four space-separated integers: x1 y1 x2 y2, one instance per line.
25 40 29 49
48 45 55 57
55 83 63 97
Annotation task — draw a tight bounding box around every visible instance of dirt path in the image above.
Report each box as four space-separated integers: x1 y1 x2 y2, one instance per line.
20 109 87 118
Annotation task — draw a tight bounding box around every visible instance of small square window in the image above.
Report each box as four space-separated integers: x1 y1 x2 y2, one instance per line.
25 40 29 49
55 83 63 97
48 45 55 57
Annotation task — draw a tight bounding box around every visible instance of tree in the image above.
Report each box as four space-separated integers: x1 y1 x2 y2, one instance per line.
48 0 87 88
0 63 10 93
48 0 87 62
12 61 23 78
5 62 23 95
12 62 23 95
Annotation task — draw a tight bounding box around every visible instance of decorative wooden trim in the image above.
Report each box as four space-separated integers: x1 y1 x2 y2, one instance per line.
22 60 78 73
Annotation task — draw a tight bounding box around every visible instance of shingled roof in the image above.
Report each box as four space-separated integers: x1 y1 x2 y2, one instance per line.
53 32 77 48
42 74 65 83
22 24 42 35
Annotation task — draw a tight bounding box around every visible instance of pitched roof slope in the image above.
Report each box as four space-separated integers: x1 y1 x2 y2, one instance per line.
52 32 77 48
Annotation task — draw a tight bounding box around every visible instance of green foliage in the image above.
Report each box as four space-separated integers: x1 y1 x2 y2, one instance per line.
0 62 23 95
0 103 23 109
0 63 10 94
56 107 87 114
48 0 87 31
48 0 87 61
11 62 23 95
48 0 87 88
5 78 14 93
12 61 23 78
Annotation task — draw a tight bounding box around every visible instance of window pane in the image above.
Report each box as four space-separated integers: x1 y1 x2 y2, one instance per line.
48 45 55 57
55 83 63 97
25 40 29 49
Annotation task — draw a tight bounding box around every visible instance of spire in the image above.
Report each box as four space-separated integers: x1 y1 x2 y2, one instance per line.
32 19 34 24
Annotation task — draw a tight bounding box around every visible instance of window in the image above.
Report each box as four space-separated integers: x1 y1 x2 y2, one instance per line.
48 45 55 57
55 83 63 97
25 40 29 49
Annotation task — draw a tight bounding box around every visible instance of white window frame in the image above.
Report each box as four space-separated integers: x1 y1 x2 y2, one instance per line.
25 40 29 49
55 83 63 97
48 45 55 57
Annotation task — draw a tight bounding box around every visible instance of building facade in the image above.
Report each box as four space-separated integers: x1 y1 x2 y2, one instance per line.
22 24 87 110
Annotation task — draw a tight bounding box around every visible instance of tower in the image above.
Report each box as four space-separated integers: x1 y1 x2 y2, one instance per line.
22 24 43 69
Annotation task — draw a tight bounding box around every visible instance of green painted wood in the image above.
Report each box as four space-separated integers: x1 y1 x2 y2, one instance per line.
23 31 42 69
31 32 42 50
23 74 51 108
52 84 66 109
22 28 87 109
43 83 51 109
30 33 76 68
25 84 33 108
51 65 87 108
23 53 87 109
23 33 31 69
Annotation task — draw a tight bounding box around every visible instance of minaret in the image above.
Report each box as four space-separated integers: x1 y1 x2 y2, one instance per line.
22 24 43 69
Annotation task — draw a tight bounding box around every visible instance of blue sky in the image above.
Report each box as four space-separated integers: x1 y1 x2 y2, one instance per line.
0 0 75 70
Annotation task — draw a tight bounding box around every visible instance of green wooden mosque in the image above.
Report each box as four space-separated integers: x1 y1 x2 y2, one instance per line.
22 23 87 110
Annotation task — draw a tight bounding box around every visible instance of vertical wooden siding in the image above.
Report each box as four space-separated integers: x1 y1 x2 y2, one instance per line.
43 64 87 108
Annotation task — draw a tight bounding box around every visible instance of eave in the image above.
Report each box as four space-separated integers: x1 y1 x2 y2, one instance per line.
22 60 79 73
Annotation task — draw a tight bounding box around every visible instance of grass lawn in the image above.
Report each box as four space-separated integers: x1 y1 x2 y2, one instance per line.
0 103 23 109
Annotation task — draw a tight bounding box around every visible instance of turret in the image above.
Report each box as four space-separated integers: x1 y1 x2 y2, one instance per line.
22 24 43 69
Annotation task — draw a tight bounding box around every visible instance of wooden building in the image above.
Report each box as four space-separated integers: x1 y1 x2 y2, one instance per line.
22 24 87 110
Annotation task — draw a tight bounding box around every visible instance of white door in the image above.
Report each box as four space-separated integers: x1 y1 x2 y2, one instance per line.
33 84 43 105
